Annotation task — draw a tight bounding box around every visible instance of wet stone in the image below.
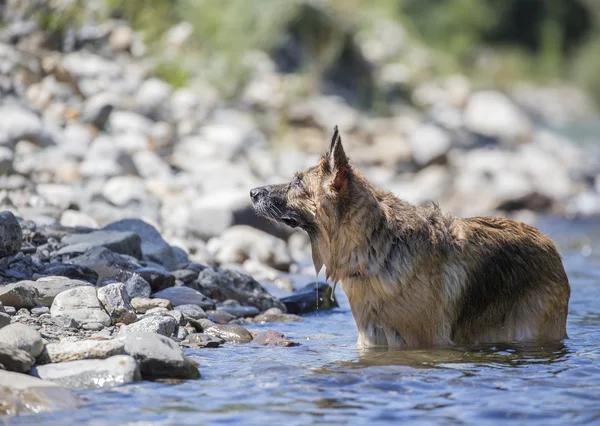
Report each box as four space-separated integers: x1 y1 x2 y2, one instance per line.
254 307 303 323
253 330 300 347
216 305 260 318
152 286 215 309
130 297 172 314
280 282 338 314
202 324 253 343
119 315 177 337
206 311 235 325
186 333 224 348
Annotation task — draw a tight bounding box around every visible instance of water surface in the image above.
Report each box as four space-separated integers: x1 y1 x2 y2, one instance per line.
7 217 600 425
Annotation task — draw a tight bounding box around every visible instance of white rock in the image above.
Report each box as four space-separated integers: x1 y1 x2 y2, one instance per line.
51 286 111 326
60 209 99 228
135 78 172 116
97 283 137 325
102 176 147 206
107 110 154 136
464 91 532 143
409 123 451 165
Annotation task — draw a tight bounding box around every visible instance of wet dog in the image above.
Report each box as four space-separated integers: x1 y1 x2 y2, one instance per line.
250 127 570 348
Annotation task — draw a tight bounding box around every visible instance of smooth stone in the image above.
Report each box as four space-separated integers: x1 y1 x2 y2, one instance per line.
0 312 9 329
152 286 215 309
39 263 99 284
0 211 22 258
57 231 142 258
4 306 16 316
216 305 260 318
133 267 175 292
30 355 141 389
280 282 339 314
164 310 185 326
202 324 253 343
206 311 235 325
82 322 105 331
186 333 224 348
254 308 303 323
252 330 300 347
174 304 207 329
408 123 451 166
46 339 125 363
0 370 80 416
0 323 44 358
97 282 137 325
124 275 151 299
119 315 177 337
193 267 284 311
145 307 169 315
50 286 111 326
29 276 93 307
0 282 38 309
104 218 186 270
30 306 50 316
172 269 198 284
0 342 35 372
118 331 200 379
51 315 80 329
130 297 172 314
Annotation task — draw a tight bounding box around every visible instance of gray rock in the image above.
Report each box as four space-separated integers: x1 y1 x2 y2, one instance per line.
0 104 48 148
0 312 9 329
31 306 50 316
193 267 285 312
186 333 224 348
29 276 93 307
118 331 200 379
97 282 137 325
104 218 186 270
3 306 16 316
144 307 169 315
51 315 80 329
0 342 35 372
30 355 141 389
60 209 99 228
119 315 177 337
124 275 152 299
135 78 172 116
202 324 253 343
130 297 172 313
0 282 37 309
280 282 338 314
164 310 185 326
0 146 14 175
216 305 260 318
187 190 253 240
50 286 111 326
101 176 147 206
0 370 80 415
174 304 207 322
46 339 125 363
82 322 105 331
57 230 142 258
408 123 452 166
107 110 154 135
207 225 292 271
152 286 215 309
206 310 235 325
254 308 303 323
252 330 300 347
464 90 532 143
0 211 22 258
0 323 44 358
172 269 199 284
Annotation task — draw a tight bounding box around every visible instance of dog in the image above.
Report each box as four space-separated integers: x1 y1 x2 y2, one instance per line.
250 126 570 348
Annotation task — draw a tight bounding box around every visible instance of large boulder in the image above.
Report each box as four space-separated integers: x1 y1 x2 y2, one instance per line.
45 339 126 363
0 342 35 373
27 276 93 307
0 211 22 258
57 230 142 258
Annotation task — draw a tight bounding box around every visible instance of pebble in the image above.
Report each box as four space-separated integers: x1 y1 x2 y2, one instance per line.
202 324 253 343
119 314 177 337
130 297 172 313
0 323 44 358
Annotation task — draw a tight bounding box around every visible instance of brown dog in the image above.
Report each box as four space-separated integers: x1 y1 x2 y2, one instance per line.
250 126 570 348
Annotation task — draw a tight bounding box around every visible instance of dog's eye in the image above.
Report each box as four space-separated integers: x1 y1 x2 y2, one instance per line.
294 177 304 190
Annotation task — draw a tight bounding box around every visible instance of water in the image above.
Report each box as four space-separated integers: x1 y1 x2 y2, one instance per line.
8 217 600 425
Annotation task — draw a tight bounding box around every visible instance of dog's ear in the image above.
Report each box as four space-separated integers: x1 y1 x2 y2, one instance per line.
328 125 350 192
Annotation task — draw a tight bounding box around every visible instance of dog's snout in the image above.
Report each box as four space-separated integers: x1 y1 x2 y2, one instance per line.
250 187 266 202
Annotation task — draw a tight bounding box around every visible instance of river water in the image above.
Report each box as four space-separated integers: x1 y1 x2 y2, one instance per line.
7 216 600 425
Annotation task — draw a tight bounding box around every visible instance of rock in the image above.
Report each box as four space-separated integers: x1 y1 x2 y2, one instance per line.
109 25 133 51
464 91 532 143
193 267 285 312
30 355 141 389
252 330 300 347
202 324 253 343
254 308 303 323
164 309 185 326
97 282 137 325
60 210 99 228
82 322 105 331
28 276 93 307
108 110 154 136
172 269 199 284
408 123 451 166
0 343 35 372
0 370 80 416
280 282 339 314
216 305 260 318
0 282 37 309
119 315 177 337
0 211 22 258
118 331 200 379
124 275 151 299
45 339 125 363
3 306 15 316
206 311 235 325
134 267 176 292
186 333 224 348
135 78 172 117
30 306 50 316
130 297 172 314
207 225 292 271
152 286 215 309
39 263 99 284
0 146 14 175
104 218 185 270
51 315 80 329
174 304 207 329
81 92 118 129
0 103 48 147
50 286 111 326
0 323 44 358
58 230 142 258
133 150 172 179
101 176 148 206
0 313 9 329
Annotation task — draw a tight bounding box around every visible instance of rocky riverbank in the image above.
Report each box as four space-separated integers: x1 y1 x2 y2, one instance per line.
0 210 337 415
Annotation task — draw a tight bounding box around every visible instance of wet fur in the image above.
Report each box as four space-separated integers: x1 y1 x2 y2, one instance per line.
251 127 570 349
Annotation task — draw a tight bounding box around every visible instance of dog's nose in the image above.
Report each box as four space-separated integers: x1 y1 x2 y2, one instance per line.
250 187 265 202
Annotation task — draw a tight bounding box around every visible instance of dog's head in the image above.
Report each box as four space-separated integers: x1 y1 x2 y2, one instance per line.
250 126 354 236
